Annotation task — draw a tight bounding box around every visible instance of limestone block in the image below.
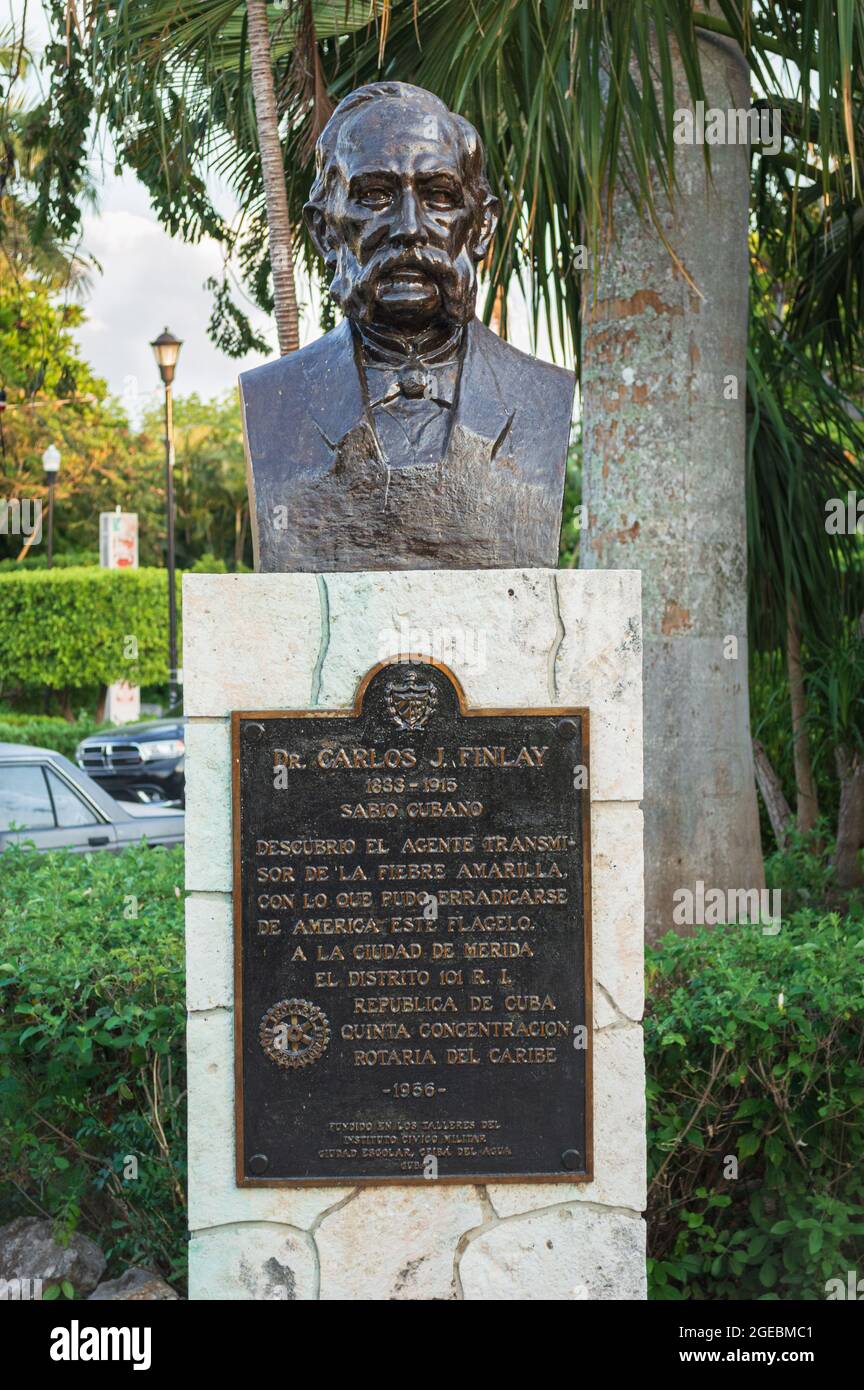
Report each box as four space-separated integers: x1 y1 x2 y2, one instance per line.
188 1223 316 1301
182 569 646 1300
182 573 320 717
317 1185 486 1301
186 893 232 1012
184 719 231 893
459 1204 647 1301
590 801 644 1022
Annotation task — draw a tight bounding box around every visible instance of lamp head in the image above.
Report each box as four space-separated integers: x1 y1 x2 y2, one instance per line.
151 327 183 385
42 444 61 476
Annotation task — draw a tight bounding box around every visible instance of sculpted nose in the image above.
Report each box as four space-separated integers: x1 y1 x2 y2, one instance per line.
390 190 425 245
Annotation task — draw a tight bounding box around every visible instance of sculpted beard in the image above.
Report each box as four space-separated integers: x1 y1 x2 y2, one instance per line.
329 240 479 327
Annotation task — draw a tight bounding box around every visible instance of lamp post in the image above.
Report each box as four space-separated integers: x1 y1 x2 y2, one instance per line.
42 443 61 568
150 328 182 711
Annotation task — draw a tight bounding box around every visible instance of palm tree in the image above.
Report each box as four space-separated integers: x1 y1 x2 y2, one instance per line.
0 24 94 293
245 1 300 353
74 1 369 357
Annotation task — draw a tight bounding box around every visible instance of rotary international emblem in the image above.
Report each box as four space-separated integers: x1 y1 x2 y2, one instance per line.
385 669 438 731
259 998 331 1070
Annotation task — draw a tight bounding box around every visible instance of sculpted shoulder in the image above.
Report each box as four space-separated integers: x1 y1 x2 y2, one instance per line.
470 318 575 406
238 319 351 406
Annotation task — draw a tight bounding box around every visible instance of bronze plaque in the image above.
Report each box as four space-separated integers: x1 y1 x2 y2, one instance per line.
232 659 592 1186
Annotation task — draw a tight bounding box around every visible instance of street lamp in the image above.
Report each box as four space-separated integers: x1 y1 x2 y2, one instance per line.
42 443 61 569
150 328 182 710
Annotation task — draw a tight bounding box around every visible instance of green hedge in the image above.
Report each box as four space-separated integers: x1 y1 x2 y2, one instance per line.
646 911 864 1300
0 712 113 760
0 841 186 1292
0 567 181 691
0 551 100 572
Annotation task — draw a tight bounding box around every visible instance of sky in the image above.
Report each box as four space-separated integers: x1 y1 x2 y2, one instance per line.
12 0 557 422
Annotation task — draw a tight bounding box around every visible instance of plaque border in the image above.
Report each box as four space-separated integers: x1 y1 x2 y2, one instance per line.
230 655 593 1188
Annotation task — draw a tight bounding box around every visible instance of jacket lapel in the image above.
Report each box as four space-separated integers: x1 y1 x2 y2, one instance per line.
303 319 382 463
451 318 516 459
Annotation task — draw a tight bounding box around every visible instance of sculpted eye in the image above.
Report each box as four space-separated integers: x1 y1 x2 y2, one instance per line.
357 187 393 209
425 186 459 210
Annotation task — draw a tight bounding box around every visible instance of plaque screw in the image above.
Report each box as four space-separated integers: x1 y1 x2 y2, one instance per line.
557 719 579 741
561 1148 581 1171
248 1153 269 1175
243 723 265 744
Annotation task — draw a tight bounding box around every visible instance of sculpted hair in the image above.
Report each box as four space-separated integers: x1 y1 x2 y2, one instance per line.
306 81 494 237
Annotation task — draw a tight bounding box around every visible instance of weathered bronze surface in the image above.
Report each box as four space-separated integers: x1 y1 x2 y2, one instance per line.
240 82 575 572
233 660 592 1185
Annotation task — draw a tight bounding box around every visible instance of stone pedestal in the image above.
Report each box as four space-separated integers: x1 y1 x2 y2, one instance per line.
183 568 645 1300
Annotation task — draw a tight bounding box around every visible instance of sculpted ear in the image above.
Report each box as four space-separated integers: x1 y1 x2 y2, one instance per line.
303 202 335 269
472 193 500 263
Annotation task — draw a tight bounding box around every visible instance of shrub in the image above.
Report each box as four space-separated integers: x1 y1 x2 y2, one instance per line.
0 566 181 693
0 712 107 761
646 912 864 1300
0 551 100 572
764 819 864 918
0 841 186 1291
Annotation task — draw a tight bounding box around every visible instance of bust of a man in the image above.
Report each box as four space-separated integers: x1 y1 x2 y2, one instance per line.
240 82 574 572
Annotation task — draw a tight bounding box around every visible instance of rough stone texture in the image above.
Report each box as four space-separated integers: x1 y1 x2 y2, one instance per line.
0 1218 106 1297
88 1268 179 1300
184 719 232 894
317 1187 486 1301
590 802 644 1023
188 1223 317 1301
183 573 320 716
186 893 232 1012
460 1204 647 1301
184 569 645 1299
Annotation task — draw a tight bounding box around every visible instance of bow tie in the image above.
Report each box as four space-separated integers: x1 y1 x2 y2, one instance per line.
364 359 458 408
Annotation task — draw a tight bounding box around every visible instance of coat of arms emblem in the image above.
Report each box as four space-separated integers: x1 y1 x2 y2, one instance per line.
385 669 438 731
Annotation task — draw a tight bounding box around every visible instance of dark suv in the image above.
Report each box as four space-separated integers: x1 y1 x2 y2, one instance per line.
76 718 186 805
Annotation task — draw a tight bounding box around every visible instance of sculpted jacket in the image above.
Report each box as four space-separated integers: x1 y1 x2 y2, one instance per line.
240 316 575 572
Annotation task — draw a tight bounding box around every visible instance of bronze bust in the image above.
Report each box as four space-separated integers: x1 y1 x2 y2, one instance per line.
240 82 575 572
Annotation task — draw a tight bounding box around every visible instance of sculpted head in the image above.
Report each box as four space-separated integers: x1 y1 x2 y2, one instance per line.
304 83 500 332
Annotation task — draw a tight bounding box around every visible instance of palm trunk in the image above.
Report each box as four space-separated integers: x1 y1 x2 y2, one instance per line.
786 597 819 832
247 0 300 355
834 744 864 888
580 19 764 942
753 739 792 851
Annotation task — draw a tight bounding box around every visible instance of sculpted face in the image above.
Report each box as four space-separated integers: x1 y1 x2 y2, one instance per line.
305 97 498 332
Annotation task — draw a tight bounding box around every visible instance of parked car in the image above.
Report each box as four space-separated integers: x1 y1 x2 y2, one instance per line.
0 743 184 852
75 717 186 805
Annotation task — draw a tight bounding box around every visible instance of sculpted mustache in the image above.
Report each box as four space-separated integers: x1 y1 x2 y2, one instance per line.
360 247 458 284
